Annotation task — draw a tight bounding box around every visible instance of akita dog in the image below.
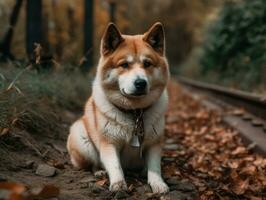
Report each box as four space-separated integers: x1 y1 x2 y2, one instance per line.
67 22 170 193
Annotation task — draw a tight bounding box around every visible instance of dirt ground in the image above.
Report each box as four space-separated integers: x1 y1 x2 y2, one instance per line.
0 81 265 200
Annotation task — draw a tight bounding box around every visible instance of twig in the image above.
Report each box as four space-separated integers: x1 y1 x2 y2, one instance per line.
6 64 31 93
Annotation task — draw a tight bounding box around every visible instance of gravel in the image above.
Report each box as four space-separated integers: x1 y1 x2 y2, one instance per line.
35 164 56 177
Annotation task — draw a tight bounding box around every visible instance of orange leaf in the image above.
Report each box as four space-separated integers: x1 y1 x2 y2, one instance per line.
0 128 10 136
232 147 246 155
9 193 26 200
0 182 26 194
233 179 249 195
52 160 65 169
29 184 59 198
96 178 107 186
240 165 256 175
249 196 263 200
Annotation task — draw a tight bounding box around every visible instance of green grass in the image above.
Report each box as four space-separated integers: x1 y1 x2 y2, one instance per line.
0 64 92 136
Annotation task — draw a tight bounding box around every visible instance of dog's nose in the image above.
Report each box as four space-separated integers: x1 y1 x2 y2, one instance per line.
134 78 147 91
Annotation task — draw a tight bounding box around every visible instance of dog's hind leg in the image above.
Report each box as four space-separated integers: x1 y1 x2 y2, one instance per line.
67 119 99 170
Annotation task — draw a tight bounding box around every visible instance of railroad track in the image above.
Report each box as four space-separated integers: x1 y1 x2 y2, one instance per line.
177 76 266 155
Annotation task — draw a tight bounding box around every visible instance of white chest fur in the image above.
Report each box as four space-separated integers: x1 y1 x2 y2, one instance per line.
91 82 168 146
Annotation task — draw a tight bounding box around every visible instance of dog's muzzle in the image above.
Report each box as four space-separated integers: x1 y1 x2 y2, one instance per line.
133 78 147 96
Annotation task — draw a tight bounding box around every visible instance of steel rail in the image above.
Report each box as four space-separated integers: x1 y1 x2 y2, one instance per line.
177 76 266 121
177 76 266 155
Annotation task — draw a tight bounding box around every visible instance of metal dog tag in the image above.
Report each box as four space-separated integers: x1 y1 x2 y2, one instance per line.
130 134 140 147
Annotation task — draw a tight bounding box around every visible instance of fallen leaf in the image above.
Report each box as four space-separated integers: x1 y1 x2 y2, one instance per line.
128 184 134 192
231 109 245 116
0 128 10 136
29 184 59 199
233 178 249 195
51 160 65 169
96 178 107 186
0 182 26 194
8 193 26 200
0 182 59 200
240 165 256 175
231 147 246 155
249 196 263 200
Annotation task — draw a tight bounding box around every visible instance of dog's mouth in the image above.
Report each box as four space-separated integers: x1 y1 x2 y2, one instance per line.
121 88 147 98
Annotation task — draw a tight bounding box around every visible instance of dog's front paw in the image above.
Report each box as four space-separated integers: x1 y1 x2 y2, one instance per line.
110 180 127 192
149 180 169 194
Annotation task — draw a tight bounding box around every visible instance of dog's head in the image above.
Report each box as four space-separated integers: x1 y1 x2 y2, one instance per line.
96 22 169 109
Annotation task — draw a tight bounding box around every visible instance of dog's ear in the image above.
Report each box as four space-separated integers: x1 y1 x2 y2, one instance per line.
101 23 124 55
143 22 165 55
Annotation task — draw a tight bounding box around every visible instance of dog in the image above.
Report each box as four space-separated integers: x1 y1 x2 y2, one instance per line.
67 22 170 193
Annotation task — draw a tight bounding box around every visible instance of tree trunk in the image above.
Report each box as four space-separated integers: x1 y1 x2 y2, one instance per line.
52 0 64 61
67 6 76 40
109 2 116 23
0 0 23 62
26 0 42 62
81 0 94 72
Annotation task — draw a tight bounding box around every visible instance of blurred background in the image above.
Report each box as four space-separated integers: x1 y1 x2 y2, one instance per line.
1 0 265 93
0 0 265 136
1 2 266 199
0 0 221 67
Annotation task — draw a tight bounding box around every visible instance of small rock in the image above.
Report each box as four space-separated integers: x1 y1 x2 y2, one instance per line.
242 114 252 120
252 119 263 126
36 164 56 177
165 138 175 144
136 184 152 194
88 183 105 194
232 109 244 116
94 170 107 178
114 190 129 199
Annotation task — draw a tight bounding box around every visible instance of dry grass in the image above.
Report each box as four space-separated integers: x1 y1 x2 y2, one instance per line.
0 64 92 136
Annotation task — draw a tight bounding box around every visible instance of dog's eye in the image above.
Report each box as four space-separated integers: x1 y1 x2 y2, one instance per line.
120 62 129 69
143 60 152 68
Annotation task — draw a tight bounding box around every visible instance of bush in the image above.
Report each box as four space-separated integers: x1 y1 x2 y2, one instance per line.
199 0 266 90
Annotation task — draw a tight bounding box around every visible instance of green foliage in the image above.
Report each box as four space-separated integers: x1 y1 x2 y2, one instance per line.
0 66 92 136
200 0 266 89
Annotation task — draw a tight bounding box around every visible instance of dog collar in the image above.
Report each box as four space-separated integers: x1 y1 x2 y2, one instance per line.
131 109 144 158
113 105 151 158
